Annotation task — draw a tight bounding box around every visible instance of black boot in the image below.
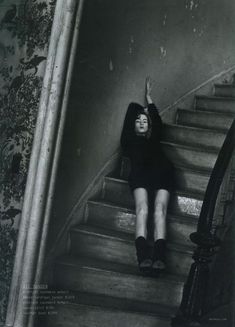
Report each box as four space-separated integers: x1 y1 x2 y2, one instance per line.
135 236 152 274
152 239 167 273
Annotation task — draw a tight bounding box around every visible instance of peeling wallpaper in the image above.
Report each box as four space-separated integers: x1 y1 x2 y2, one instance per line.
0 0 55 324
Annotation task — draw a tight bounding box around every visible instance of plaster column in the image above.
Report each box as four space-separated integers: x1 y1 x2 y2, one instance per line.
5 0 84 326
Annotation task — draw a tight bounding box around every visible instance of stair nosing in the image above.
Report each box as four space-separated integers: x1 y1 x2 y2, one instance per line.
111 160 213 177
53 291 177 318
88 197 203 221
195 94 235 101
173 163 212 175
70 223 195 254
161 140 219 154
71 223 134 242
103 177 206 199
88 197 200 223
214 83 235 87
177 108 235 117
163 122 227 135
53 302 173 321
55 255 187 284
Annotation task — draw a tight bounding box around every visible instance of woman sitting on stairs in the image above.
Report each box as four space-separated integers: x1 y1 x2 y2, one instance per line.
121 77 175 274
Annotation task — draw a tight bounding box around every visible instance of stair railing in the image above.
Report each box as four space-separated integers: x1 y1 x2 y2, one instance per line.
172 117 235 326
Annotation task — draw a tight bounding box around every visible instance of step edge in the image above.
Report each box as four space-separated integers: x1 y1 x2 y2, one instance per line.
87 198 200 222
177 108 235 117
51 292 177 318
195 95 235 101
161 140 219 154
163 122 226 135
70 225 195 254
54 255 187 284
214 83 235 88
109 161 212 179
88 190 204 213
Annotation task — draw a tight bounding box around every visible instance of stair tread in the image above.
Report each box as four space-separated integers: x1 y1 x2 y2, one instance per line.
163 122 226 150
88 196 203 220
54 290 177 317
101 178 205 199
110 162 212 180
196 94 235 101
161 140 219 154
178 108 235 118
71 223 195 253
163 122 226 136
214 83 235 88
56 255 187 284
88 197 203 219
72 223 134 242
88 197 199 224
173 164 211 176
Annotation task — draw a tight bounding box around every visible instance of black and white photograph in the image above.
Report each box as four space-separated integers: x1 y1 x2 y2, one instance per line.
0 0 235 326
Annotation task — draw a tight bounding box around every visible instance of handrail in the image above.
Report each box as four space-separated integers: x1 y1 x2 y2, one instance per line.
190 117 235 247
172 116 235 326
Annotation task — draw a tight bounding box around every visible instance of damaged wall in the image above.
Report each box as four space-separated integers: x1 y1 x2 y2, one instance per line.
49 0 235 251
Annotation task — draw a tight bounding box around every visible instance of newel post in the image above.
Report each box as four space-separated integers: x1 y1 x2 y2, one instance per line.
172 232 220 326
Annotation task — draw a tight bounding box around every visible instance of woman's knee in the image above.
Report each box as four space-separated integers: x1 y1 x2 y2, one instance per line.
136 203 148 219
154 202 167 220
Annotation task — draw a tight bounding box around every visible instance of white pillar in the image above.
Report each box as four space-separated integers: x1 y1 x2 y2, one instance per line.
5 1 84 326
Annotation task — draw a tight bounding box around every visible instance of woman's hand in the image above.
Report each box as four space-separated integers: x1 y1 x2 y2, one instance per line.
145 76 153 104
146 76 152 95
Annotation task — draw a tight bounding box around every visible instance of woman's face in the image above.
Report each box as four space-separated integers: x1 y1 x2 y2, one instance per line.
135 114 148 135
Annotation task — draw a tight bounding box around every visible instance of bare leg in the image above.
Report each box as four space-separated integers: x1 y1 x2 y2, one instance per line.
133 188 152 272
153 189 170 241
152 189 170 272
133 188 148 239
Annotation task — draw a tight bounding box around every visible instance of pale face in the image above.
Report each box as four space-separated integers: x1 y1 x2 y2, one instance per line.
135 114 148 135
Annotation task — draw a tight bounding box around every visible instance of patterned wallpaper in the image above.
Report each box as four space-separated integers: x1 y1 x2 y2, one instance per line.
0 0 55 324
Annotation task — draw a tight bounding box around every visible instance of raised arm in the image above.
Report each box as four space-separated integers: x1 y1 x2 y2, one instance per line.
121 102 142 155
145 76 153 105
145 77 162 137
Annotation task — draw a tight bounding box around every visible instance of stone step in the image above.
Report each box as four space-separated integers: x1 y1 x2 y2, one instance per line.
119 159 210 194
176 109 233 132
54 256 185 308
195 95 235 114
43 293 174 327
214 84 235 98
162 123 225 150
162 141 217 171
86 200 197 246
69 224 194 276
101 177 203 216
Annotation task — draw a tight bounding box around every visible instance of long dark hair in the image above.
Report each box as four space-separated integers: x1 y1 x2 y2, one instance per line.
121 102 152 154
124 102 152 138
135 111 152 139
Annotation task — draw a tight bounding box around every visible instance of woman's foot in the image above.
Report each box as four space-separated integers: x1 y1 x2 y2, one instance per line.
135 236 152 274
152 239 167 274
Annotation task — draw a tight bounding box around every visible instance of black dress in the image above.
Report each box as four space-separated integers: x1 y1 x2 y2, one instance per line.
121 102 175 193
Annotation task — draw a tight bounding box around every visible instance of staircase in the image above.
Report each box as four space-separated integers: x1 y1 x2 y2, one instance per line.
43 81 235 327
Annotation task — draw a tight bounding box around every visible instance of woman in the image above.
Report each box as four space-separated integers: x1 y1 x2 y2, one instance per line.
121 77 174 274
